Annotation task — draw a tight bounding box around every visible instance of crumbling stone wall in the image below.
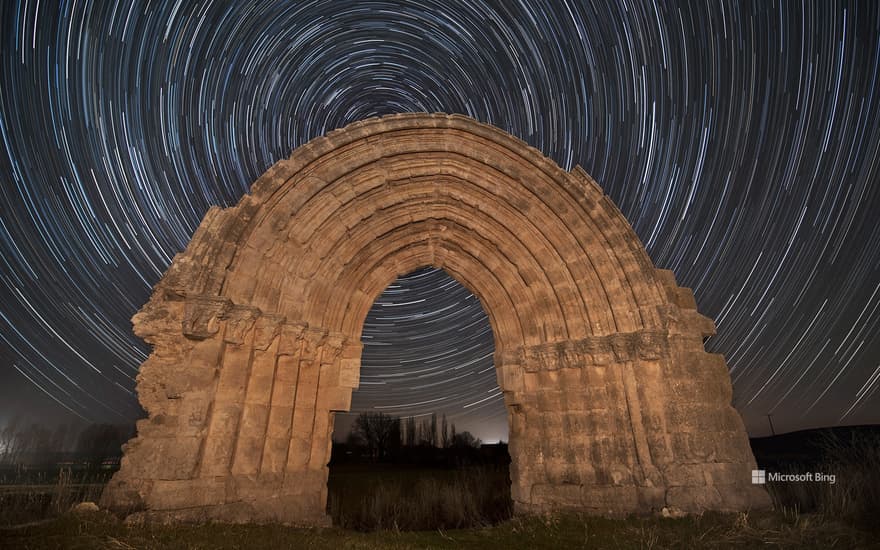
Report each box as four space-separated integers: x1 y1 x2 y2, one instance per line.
102 113 770 524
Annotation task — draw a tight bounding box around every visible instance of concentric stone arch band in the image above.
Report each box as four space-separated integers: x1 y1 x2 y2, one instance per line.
102 113 770 524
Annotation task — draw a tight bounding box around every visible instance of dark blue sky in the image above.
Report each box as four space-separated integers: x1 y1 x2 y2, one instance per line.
1 1 879 440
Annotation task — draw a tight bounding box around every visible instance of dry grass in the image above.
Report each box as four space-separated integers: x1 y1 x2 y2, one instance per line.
1 509 875 550
0 468 106 527
763 429 880 530
328 464 512 531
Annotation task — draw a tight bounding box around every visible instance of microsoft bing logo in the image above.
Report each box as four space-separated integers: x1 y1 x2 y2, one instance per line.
752 469 766 484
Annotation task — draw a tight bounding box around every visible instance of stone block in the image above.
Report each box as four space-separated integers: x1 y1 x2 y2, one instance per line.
238 404 270 435
497 363 524 392
581 485 639 511
338 358 360 388
324 386 352 412
702 462 747 486
537 390 564 410
286 436 311 470
667 402 739 432
265 406 293 439
274 355 301 384
713 430 755 462
666 485 723 512
232 436 265 475
522 372 540 392
260 437 290 473
674 287 698 309
636 486 666 510
208 402 244 435
544 459 593 485
244 371 275 406
148 478 225 510
200 434 236 476
662 463 709 487
531 483 583 507
573 409 615 434
290 406 316 439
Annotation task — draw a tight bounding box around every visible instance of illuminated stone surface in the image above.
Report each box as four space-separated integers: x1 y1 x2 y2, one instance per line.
102 113 770 524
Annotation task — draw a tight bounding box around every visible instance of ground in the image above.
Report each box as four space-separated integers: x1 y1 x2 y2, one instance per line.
1 509 876 549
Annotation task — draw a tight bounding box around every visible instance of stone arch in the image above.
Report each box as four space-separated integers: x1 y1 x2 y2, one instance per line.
102 113 769 523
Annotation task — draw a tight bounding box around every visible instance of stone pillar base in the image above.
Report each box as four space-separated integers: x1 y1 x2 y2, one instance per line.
101 470 330 526
513 482 770 518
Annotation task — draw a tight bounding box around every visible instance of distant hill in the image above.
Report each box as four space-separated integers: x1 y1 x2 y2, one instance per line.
750 424 880 468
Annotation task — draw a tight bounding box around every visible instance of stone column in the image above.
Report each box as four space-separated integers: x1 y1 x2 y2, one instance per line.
286 329 325 473
261 323 306 474
231 315 284 475
198 305 260 477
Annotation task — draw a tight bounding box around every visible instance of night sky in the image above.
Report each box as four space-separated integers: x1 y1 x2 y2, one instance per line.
1 1 879 442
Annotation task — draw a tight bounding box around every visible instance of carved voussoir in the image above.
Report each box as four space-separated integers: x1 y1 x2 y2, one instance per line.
182 295 232 339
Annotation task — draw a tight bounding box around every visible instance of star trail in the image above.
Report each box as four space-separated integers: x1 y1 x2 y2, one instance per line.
1 1 879 440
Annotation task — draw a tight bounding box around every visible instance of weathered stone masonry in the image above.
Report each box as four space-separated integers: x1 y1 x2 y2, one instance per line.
102 113 770 523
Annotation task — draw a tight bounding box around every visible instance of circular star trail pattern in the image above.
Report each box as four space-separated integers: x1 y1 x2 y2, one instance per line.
1 1 879 439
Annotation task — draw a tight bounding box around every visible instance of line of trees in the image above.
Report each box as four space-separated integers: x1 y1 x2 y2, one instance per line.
0 418 133 468
347 412 482 462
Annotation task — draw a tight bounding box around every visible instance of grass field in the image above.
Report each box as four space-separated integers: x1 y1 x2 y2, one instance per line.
2 428 878 548
1 464 877 549
1 507 875 549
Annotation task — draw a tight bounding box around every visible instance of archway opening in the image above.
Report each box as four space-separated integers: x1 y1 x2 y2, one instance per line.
328 267 512 530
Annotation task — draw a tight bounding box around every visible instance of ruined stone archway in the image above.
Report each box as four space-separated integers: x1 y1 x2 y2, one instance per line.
102 113 770 524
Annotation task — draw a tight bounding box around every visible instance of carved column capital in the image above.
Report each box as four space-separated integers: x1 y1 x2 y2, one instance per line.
517 332 671 372
301 328 327 361
278 322 307 355
182 295 232 339
222 305 261 345
320 334 345 364
253 314 285 351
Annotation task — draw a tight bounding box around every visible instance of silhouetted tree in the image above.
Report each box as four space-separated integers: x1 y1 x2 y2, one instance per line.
452 431 481 449
20 423 52 463
416 416 435 447
388 417 401 457
0 415 24 464
353 412 399 461
76 424 128 467
441 414 449 448
417 419 426 446
405 416 417 447
49 424 69 455
345 430 365 448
